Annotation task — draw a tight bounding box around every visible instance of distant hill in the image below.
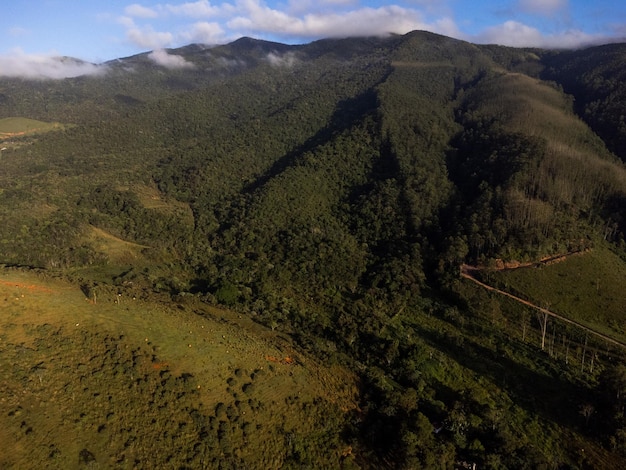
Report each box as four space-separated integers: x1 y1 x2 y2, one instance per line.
1 31 626 468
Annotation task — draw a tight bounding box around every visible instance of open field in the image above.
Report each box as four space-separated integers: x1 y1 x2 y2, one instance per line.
0 117 65 141
487 244 626 342
0 267 358 469
84 226 151 265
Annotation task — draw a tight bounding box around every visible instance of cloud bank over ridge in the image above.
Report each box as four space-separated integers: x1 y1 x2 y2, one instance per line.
114 0 622 52
1 1 624 78
0 50 105 79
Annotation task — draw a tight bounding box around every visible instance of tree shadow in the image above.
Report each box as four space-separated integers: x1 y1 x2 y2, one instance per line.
243 89 380 194
410 320 593 432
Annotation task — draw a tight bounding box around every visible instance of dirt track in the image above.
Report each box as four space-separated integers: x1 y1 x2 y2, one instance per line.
0 278 54 293
460 265 626 349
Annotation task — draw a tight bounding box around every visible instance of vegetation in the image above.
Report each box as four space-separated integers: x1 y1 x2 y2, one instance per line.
1 30 626 468
487 244 626 341
0 269 355 469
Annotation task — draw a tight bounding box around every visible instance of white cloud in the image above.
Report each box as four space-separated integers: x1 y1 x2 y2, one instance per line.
165 0 221 18
118 2 228 50
473 20 602 48
228 4 433 39
432 16 462 39
475 21 543 47
286 0 358 16
113 2 458 51
125 3 159 18
266 51 297 67
127 26 174 49
217 56 245 67
518 0 568 16
0 49 106 79
148 48 195 68
180 21 225 43
117 15 137 29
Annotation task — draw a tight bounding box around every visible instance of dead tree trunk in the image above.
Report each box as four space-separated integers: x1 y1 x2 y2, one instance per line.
581 334 588 373
536 311 549 351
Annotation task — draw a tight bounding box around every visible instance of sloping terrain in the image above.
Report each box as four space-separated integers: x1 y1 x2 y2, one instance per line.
1 31 626 467
0 268 357 469
486 244 626 342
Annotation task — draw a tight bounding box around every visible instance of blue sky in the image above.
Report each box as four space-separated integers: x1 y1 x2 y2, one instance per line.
1 1 625 78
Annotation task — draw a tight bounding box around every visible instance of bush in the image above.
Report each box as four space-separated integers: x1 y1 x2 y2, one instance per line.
214 281 240 305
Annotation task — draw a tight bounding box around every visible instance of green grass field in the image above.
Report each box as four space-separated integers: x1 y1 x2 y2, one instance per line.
489 243 626 341
0 117 65 141
0 268 358 469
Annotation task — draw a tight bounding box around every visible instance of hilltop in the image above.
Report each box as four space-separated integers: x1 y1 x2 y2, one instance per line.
1 31 626 468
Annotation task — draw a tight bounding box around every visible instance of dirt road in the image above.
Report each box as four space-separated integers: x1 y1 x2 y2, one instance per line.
460 265 626 350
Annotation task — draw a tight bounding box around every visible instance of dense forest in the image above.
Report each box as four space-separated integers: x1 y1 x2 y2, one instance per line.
2 31 626 468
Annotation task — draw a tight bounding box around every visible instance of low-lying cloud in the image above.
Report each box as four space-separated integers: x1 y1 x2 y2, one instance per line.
148 49 195 68
266 51 297 67
472 21 606 49
5 1 623 80
0 50 106 79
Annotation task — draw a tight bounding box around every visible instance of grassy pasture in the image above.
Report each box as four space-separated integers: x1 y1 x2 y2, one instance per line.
0 267 358 469
85 225 150 265
0 117 65 140
489 243 626 342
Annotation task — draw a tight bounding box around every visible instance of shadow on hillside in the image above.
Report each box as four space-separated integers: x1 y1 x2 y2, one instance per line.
410 321 592 432
243 89 380 194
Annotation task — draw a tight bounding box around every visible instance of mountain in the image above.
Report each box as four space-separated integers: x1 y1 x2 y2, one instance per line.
1 31 626 468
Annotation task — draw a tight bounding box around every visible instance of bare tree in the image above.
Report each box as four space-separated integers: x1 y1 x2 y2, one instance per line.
535 310 549 351
581 334 588 373
579 403 595 427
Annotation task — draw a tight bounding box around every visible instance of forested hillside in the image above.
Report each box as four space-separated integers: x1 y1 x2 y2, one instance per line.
2 31 626 468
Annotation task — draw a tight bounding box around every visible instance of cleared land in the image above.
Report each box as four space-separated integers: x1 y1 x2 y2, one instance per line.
85 225 151 264
0 268 358 469
486 244 626 342
0 117 65 141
